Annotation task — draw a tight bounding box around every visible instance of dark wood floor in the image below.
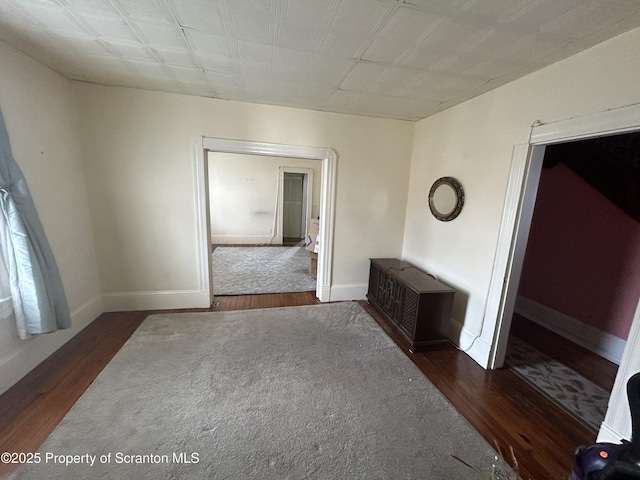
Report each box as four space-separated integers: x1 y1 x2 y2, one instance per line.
509 313 618 392
0 292 608 479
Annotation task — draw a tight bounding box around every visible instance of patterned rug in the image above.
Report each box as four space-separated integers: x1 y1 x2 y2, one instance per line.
212 246 316 295
506 337 609 433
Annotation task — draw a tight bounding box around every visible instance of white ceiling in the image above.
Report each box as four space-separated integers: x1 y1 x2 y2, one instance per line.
1 0 640 121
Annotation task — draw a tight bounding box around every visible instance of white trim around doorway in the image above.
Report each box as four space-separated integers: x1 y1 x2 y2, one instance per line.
484 102 640 442
193 137 337 304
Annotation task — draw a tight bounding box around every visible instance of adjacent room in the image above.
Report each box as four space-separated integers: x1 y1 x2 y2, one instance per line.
2 1 640 479
505 133 640 435
208 152 320 297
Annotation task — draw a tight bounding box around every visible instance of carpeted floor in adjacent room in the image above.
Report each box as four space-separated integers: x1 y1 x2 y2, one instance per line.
212 246 316 295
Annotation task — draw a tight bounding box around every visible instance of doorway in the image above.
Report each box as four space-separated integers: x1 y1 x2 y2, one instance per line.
279 167 314 246
501 134 640 432
282 173 306 243
206 154 319 296
486 103 640 442
193 137 337 304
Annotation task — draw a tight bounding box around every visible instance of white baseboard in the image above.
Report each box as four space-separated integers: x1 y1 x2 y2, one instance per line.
0 295 104 395
329 283 368 302
102 290 211 311
211 235 274 244
447 318 492 369
515 295 626 365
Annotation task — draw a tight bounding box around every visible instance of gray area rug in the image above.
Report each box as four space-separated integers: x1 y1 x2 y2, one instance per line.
13 302 500 479
506 336 609 433
212 246 316 295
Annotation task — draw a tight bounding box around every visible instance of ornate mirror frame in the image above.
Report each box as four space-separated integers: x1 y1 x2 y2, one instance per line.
428 176 465 222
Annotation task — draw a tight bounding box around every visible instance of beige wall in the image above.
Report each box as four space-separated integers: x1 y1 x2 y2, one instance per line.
0 42 102 394
74 84 414 305
403 27 640 366
208 153 322 244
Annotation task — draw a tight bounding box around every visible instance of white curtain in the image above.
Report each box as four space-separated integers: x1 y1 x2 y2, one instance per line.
0 231 13 322
0 106 70 339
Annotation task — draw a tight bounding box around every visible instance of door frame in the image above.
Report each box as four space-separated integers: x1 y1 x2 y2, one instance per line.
193 137 336 303
484 103 640 440
278 167 314 244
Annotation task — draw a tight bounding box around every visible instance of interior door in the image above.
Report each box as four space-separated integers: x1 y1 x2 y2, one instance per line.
283 173 305 239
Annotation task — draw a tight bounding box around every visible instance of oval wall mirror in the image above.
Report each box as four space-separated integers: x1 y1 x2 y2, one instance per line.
428 177 464 222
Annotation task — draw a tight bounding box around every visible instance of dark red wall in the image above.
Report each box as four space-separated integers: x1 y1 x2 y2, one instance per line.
518 163 640 340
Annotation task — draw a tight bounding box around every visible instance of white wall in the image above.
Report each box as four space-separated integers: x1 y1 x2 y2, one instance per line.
208 153 321 244
74 84 414 309
404 26 640 368
0 42 103 394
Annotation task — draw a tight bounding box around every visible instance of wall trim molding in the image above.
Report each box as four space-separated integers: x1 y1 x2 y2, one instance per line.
195 137 337 304
515 295 626 365
447 318 492 369
102 290 210 311
210 234 275 244
329 283 368 302
0 295 104 395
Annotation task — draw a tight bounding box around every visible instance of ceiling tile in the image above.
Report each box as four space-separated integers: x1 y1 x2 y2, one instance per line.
205 70 239 89
269 82 333 107
496 0 582 26
1 0 640 120
172 1 224 33
281 0 332 28
331 0 395 35
0 1 43 30
541 0 640 39
377 7 445 46
226 8 273 44
77 53 133 74
277 23 324 53
448 0 539 24
62 0 121 16
114 0 174 25
50 31 114 55
396 46 450 70
276 48 314 70
154 47 198 67
79 14 140 42
167 64 206 83
393 0 465 16
429 54 513 79
319 30 371 59
362 38 411 65
134 21 187 49
223 0 274 16
236 63 272 81
103 40 155 60
340 62 427 96
235 40 272 66
21 4 85 32
418 17 491 53
308 56 355 89
461 26 569 65
185 30 228 55
414 70 489 101
126 58 169 76
196 53 235 72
